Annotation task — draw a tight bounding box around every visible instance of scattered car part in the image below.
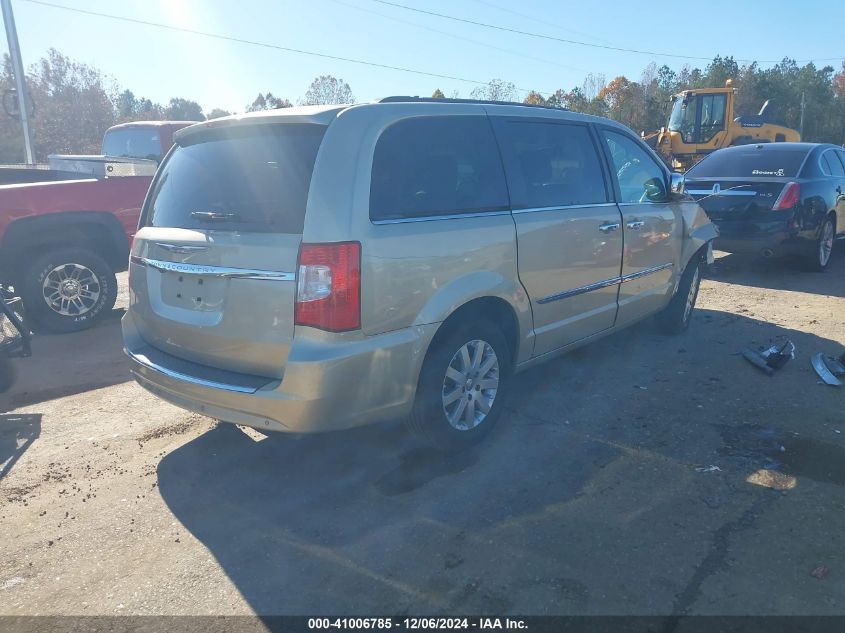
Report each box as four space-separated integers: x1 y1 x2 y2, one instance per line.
811 352 845 386
0 283 31 393
695 465 721 473
742 339 795 375
810 565 830 580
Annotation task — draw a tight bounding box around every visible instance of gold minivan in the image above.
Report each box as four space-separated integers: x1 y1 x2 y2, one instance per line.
123 98 716 450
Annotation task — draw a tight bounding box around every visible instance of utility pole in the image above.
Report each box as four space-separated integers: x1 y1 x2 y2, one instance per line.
1 0 34 165
799 91 806 140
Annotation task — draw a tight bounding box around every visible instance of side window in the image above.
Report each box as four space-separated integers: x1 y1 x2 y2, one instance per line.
493 120 608 208
699 94 726 143
837 150 845 174
369 116 509 220
601 130 668 204
822 150 845 177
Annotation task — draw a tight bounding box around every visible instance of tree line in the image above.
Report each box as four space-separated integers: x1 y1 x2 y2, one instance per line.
0 49 355 162
462 56 845 145
0 48 842 163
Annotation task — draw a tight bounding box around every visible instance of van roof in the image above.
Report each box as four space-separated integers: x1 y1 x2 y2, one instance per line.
108 120 198 130
173 99 629 144
174 104 347 142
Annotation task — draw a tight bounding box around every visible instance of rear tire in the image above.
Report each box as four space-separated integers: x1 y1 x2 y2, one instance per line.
805 216 834 272
20 248 117 334
408 320 511 452
656 256 702 334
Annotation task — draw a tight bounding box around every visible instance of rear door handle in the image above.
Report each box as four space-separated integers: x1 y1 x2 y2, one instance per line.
626 220 645 230
599 222 620 233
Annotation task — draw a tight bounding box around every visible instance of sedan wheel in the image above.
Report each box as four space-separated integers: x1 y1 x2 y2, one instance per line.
818 218 834 269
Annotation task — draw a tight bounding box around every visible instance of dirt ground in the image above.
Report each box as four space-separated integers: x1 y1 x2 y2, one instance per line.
1 251 845 616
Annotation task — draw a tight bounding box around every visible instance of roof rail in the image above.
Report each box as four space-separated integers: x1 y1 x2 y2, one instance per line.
378 96 566 111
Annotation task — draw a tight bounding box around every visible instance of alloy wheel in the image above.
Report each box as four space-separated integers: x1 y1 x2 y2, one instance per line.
41 263 101 317
683 266 701 324
819 220 834 268
441 339 500 431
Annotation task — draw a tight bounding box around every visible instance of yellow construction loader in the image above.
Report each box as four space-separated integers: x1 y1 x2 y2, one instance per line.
642 79 801 171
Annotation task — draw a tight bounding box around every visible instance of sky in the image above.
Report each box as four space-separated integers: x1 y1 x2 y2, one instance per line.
6 0 845 114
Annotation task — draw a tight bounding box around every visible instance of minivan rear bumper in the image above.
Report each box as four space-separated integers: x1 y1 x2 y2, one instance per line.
123 311 438 433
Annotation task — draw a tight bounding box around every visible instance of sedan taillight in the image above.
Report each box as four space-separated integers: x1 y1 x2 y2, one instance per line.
295 242 361 332
772 182 801 210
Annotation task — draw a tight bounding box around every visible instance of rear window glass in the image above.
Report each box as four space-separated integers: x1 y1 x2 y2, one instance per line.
103 128 163 161
370 116 509 221
687 147 808 178
144 124 325 234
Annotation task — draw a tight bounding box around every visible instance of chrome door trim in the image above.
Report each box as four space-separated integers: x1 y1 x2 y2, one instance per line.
511 202 617 215
130 256 295 281
125 348 259 394
536 276 621 304
619 262 674 283
536 262 674 304
370 209 511 225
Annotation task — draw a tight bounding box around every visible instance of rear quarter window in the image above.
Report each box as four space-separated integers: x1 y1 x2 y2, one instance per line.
143 124 326 234
688 147 809 178
369 116 509 221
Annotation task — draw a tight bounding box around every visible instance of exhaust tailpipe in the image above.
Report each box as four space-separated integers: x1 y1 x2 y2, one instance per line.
760 248 774 258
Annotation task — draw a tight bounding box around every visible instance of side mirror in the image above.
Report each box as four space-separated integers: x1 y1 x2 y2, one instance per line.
644 177 668 203
670 172 685 195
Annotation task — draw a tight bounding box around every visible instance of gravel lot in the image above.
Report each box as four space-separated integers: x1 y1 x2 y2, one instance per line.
1 252 844 616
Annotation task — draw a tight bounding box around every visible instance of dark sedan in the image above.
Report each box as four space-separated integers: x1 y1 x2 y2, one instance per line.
684 142 845 270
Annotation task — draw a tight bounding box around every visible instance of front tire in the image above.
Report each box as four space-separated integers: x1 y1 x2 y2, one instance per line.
20 248 117 334
409 320 511 451
656 256 702 334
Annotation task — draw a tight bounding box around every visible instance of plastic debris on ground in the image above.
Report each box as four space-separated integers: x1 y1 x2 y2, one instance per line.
811 352 845 386
742 339 796 376
695 465 721 473
810 565 830 580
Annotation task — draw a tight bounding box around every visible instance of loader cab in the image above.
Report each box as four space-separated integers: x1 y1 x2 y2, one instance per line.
668 91 729 145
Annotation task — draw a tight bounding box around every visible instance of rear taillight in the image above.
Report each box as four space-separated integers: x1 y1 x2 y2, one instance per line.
295 242 361 332
772 182 801 210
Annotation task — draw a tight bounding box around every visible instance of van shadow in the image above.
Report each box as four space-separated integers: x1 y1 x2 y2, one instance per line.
0 413 41 479
706 249 845 298
157 309 844 615
1 317 132 411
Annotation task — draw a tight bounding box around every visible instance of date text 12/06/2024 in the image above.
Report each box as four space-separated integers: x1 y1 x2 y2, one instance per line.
307 618 528 630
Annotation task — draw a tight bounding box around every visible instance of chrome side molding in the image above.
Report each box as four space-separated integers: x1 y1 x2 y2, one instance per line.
131 256 295 281
538 262 673 304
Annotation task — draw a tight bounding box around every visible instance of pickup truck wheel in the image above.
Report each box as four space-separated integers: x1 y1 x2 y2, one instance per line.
656 257 702 335
21 248 117 334
409 320 511 452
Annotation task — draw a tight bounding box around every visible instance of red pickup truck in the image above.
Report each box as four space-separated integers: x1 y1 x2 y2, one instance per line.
0 120 193 333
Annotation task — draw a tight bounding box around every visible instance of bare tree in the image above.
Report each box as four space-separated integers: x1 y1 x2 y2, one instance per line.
582 73 607 101
470 79 517 102
246 92 292 112
301 75 354 105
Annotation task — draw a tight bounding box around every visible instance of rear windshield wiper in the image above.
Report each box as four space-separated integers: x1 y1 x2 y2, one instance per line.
190 210 241 222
